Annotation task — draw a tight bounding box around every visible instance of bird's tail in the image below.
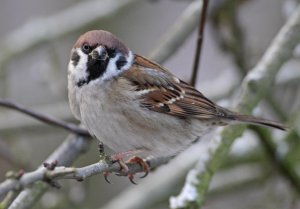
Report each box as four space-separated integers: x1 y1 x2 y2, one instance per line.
229 113 287 131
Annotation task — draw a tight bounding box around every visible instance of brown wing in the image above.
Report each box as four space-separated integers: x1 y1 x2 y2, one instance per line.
121 55 229 120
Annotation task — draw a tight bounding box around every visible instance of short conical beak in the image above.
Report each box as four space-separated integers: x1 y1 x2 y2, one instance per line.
90 46 108 61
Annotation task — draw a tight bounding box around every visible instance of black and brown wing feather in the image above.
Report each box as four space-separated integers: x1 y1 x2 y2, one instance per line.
122 55 228 120
121 55 286 130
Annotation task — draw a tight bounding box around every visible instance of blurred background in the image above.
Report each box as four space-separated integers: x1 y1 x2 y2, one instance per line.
0 0 300 208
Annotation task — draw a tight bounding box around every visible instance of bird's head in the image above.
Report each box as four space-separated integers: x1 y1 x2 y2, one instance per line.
68 30 133 87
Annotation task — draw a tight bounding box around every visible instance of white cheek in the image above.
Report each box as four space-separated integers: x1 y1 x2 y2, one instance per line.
101 54 121 81
120 51 134 71
68 49 89 83
68 61 75 74
100 51 134 82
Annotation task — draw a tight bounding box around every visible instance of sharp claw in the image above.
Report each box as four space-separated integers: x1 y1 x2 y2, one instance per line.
99 148 149 184
129 174 137 185
104 176 111 184
140 171 148 179
130 179 137 185
127 156 150 180
103 172 111 184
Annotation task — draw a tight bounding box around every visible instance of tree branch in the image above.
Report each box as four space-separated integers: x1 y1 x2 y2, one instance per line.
0 156 170 198
210 0 300 195
5 135 90 209
0 99 90 137
170 4 300 208
190 0 209 86
100 138 210 209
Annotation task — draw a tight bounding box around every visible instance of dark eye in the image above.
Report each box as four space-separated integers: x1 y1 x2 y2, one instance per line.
81 43 91 54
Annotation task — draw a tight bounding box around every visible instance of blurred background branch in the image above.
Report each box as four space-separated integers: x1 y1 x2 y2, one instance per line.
0 0 137 70
4 135 90 209
0 0 137 96
251 126 300 194
0 99 90 136
148 0 202 63
170 4 300 208
190 0 209 86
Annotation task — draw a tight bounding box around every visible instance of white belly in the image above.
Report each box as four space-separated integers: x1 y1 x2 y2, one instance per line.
77 82 212 158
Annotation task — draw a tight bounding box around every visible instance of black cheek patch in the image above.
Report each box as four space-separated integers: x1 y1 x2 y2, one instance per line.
71 51 80 66
106 48 117 58
116 56 127 70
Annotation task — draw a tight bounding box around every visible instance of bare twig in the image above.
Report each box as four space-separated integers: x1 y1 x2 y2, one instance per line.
6 134 90 209
0 99 90 137
101 151 267 209
0 156 170 198
170 4 300 208
190 0 209 86
100 139 210 209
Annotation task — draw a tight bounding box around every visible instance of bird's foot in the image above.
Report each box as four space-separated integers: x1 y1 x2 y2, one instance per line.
97 143 149 184
124 156 150 184
112 156 149 184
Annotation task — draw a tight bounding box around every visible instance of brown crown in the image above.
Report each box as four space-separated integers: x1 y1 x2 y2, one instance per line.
73 30 129 55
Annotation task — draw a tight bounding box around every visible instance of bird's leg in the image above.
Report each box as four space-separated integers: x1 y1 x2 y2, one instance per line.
98 142 108 160
97 142 115 183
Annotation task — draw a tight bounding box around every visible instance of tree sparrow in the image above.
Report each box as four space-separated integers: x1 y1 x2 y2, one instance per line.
68 30 285 180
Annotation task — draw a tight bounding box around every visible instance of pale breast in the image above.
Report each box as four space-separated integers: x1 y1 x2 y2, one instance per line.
76 80 213 158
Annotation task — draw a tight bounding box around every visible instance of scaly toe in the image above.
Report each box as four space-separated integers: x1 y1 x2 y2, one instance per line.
127 156 150 179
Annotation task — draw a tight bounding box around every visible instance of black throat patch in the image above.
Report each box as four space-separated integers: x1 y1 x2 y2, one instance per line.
75 48 128 87
76 55 110 87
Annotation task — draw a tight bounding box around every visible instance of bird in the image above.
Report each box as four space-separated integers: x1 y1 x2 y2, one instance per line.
67 30 285 182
